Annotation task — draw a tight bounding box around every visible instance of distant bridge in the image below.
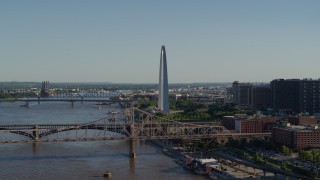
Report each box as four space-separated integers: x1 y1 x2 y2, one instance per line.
16 97 131 104
0 90 131 105
5 97 132 108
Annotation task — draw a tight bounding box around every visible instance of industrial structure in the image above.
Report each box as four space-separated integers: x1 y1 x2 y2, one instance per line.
40 81 50 97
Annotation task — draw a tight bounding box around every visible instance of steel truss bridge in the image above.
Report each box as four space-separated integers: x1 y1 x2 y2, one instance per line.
0 108 270 142
0 108 271 157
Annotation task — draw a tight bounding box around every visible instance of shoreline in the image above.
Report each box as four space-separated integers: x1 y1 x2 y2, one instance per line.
147 140 313 180
147 140 182 159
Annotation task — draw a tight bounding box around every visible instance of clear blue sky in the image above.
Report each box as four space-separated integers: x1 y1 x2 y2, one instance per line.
1 0 319 83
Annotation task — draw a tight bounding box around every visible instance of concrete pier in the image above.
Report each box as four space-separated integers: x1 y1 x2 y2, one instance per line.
129 139 136 158
33 125 39 141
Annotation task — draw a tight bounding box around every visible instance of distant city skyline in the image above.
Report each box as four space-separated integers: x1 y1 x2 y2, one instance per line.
1 1 319 83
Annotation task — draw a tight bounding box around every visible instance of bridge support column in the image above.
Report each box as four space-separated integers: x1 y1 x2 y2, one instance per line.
129 139 136 158
33 125 39 141
38 97 40 104
128 123 136 158
274 173 277 180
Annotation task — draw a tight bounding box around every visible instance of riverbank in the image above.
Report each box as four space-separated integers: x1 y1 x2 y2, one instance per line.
148 140 308 180
148 140 256 179
147 140 182 159
0 98 17 102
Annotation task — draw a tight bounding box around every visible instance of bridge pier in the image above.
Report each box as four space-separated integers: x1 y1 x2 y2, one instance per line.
38 97 40 104
128 123 136 158
129 139 136 158
33 125 39 141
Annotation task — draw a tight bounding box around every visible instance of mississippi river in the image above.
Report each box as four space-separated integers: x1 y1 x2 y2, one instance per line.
0 101 206 180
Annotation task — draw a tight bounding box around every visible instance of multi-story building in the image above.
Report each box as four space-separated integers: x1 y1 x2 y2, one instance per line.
235 116 280 133
222 114 279 133
232 81 252 108
222 114 248 130
271 78 320 115
252 86 272 111
300 79 320 114
271 79 300 114
272 125 320 150
288 115 317 126
233 81 272 111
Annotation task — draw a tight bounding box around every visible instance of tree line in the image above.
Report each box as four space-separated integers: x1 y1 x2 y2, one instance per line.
135 99 248 121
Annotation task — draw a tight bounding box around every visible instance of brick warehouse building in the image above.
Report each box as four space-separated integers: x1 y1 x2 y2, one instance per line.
222 115 280 133
235 116 280 133
288 115 317 126
222 114 247 130
272 125 320 150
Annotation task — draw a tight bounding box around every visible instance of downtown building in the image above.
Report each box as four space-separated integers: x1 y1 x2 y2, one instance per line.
232 81 271 111
232 81 252 108
271 79 320 115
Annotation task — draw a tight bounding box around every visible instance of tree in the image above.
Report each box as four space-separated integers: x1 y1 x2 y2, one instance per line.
299 150 306 158
281 145 290 155
281 162 288 170
314 154 320 162
226 139 240 148
254 152 263 162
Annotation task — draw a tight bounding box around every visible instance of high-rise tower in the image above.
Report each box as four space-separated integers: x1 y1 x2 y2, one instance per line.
158 45 169 114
